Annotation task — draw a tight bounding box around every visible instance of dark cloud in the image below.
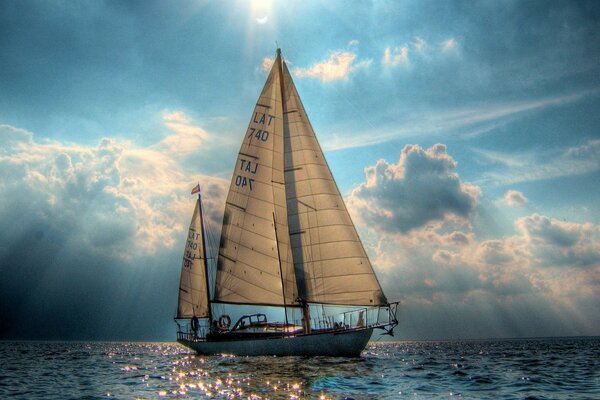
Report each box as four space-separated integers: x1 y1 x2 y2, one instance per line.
516 214 600 268
349 144 480 234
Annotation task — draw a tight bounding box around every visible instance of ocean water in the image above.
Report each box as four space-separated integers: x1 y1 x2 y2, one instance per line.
0 338 598 399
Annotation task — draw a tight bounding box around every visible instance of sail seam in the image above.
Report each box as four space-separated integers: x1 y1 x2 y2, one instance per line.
219 272 286 298
219 259 281 279
220 239 280 261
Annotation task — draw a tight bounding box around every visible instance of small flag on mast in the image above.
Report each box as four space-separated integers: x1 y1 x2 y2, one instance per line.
191 183 201 195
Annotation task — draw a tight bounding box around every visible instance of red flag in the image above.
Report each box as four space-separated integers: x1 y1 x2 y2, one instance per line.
191 184 201 195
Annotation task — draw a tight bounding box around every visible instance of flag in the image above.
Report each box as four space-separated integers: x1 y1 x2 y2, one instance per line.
191 184 201 195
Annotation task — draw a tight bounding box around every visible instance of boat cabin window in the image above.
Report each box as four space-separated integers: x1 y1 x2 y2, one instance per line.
232 313 267 330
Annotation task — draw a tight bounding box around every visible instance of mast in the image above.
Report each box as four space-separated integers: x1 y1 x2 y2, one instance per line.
197 189 213 325
276 48 310 333
275 48 290 328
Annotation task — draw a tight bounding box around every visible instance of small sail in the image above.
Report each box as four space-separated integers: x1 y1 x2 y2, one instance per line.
281 61 387 306
214 51 298 306
177 198 210 318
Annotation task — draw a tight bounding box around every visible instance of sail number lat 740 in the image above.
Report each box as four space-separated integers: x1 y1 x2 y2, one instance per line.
235 175 254 190
247 128 269 142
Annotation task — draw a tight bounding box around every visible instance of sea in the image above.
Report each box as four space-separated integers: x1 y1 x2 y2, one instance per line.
1 337 598 399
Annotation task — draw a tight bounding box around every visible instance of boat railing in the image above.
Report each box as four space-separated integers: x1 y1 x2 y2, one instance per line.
175 319 208 342
176 302 399 339
290 303 398 333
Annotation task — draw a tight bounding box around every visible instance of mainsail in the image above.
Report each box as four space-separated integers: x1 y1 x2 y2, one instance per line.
177 197 210 318
280 62 387 306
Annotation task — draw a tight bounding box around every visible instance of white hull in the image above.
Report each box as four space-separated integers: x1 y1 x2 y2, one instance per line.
178 328 374 357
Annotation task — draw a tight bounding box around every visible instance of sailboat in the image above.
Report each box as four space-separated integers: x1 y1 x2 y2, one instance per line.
175 49 398 357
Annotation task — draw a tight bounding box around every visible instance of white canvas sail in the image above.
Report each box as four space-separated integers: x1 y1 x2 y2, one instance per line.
281 62 387 306
214 51 298 307
177 198 210 318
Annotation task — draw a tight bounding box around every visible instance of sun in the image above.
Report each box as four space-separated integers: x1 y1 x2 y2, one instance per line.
250 0 272 24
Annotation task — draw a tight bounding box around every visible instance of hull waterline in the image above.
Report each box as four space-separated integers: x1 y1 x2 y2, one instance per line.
177 328 374 357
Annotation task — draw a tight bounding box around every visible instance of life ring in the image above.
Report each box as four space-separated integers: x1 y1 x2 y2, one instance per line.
218 314 231 330
190 316 199 333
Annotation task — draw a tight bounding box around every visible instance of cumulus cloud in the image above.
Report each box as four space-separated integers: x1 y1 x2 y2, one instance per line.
348 39 359 47
294 51 372 81
348 144 480 234
382 45 409 67
0 119 226 258
0 116 231 340
347 144 600 339
517 214 600 268
504 190 528 206
261 56 275 73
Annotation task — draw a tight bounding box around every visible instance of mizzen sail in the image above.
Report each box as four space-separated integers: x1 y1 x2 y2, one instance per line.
177 197 210 318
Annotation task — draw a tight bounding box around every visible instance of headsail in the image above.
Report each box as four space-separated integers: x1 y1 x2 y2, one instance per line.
177 197 210 318
214 50 298 307
281 62 387 306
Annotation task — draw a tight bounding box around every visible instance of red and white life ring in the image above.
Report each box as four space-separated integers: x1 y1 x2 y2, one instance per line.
218 314 231 330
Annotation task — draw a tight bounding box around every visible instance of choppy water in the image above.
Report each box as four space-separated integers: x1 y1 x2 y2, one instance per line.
0 338 598 399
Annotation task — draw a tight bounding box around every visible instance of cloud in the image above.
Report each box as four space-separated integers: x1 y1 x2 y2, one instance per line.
348 39 359 47
516 214 600 268
322 89 598 151
441 38 458 53
412 36 427 52
294 51 372 82
382 45 409 67
261 56 275 73
0 119 229 340
0 119 226 257
381 35 454 68
504 190 527 206
348 144 480 234
479 138 600 185
157 111 209 156
346 145 600 339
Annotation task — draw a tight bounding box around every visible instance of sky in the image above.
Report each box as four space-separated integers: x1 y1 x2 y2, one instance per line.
1 0 599 341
